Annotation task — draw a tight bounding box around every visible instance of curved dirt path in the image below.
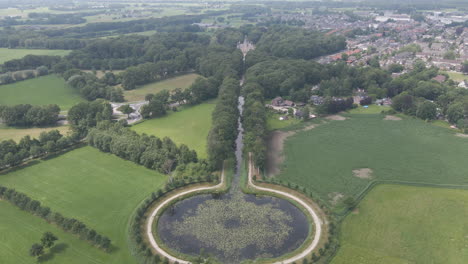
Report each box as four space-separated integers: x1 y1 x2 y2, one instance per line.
247 155 324 264
146 168 225 264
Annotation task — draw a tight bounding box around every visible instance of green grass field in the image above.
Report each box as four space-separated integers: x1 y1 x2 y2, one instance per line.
277 114 468 207
0 201 113 264
123 74 200 102
131 101 215 159
442 71 466 82
348 105 390 114
332 185 468 264
0 124 69 142
0 146 167 264
266 112 300 131
0 75 83 110
0 48 70 64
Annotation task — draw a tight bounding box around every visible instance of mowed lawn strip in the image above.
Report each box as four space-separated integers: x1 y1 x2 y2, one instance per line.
0 48 70 64
0 201 112 264
131 101 215 159
277 114 468 206
332 185 468 264
0 75 83 110
123 73 200 102
0 124 70 142
0 146 167 264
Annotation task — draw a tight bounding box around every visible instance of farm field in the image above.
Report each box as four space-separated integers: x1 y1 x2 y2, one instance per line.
0 201 113 264
332 185 468 264
131 101 215 159
276 114 468 207
0 75 83 110
123 73 200 102
0 48 70 64
0 146 167 264
0 124 69 142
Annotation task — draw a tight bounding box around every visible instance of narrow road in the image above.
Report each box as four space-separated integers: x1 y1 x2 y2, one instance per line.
247 154 324 264
145 168 225 264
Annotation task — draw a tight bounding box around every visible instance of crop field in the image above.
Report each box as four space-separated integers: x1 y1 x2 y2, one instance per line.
123 73 200 102
0 48 70 64
332 184 468 264
0 201 112 264
131 101 215 159
0 75 83 110
0 124 69 142
0 146 167 264
276 114 468 207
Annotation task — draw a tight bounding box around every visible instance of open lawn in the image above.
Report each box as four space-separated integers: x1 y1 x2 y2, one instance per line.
0 75 83 110
0 201 113 264
0 124 69 142
348 104 390 114
442 71 467 82
276 114 468 208
131 101 215 159
266 112 300 131
332 185 468 264
0 48 70 64
123 74 200 102
0 146 167 264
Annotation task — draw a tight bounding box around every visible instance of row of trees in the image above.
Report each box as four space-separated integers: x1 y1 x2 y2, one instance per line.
1 55 62 73
0 104 60 127
242 82 267 169
207 77 240 168
0 186 111 251
0 66 48 85
88 121 198 174
0 130 79 169
141 76 222 120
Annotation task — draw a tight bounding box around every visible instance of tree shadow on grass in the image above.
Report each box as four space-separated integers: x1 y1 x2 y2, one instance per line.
39 243 68 262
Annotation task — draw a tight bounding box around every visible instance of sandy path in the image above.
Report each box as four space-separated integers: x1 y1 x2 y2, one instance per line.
248 155 323 264
145 168 225 264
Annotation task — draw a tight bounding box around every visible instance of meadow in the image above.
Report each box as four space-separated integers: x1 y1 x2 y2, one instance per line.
266 111 300 131
332 184 468 264
0 201 113 264
0 75 83 110
0 124 69 142
277 114 468 207
0 146 167 264
131 101 215 159
123 73 200 102
0 48 70 64
442 71 466 82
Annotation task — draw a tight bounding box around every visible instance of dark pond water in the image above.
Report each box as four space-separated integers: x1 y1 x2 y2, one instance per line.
157 192 310 263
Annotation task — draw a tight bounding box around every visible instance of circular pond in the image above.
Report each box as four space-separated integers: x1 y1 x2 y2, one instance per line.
156 191 310 263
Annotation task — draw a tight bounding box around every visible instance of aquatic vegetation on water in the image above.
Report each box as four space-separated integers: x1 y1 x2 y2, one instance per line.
170 192 293 261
